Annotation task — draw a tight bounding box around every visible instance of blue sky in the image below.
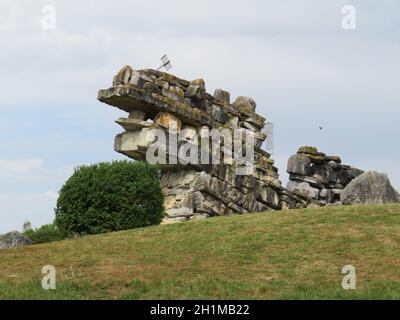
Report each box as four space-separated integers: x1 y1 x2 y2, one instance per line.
0 0 399 233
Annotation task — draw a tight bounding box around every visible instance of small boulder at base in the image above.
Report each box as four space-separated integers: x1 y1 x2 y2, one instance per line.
0 231 32 249
341 171 400 205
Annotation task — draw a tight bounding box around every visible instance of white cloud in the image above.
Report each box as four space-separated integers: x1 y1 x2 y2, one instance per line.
0 191 58 234
0 158 72 232
0 158 73 192
0 158 43 174
1 1 399 108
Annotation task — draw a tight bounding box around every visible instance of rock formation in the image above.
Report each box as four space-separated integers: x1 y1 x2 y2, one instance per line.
286 146 364 205
341 171 400 205
0 231 32 250
98 66 397 222
98 66 286 222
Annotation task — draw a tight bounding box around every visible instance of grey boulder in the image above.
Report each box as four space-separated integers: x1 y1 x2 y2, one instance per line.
286 180 320 199
341 171 400 205
213 89 230 104
287 155 312 175
0 231 32 249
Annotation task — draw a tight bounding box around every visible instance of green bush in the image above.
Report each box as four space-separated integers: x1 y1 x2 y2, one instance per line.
55 161 165 235
23 224 66 244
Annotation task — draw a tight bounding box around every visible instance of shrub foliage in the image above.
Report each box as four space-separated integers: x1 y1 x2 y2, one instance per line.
55 161 165 235
23 224 66 244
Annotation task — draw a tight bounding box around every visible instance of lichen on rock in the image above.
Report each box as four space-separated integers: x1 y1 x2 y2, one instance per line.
98 66 283 222
98 66 394 223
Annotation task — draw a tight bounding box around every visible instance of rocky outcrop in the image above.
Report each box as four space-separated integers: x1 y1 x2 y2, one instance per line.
341 171 400 205
286 147 364 206
98 66 283 222
0 231 32 249
98 66 397 222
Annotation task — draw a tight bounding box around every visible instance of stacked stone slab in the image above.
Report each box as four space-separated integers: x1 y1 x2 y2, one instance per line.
286 146 364 205
279 187 315 210
98 66 282 222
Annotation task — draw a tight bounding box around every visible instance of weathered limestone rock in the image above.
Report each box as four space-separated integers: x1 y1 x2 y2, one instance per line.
297 146 319 155
166 207 194 218
341 171 400 205
320 188 334 204
287 180 320 199
154 112 182 131
279 187 312 210
129 110 146 120
287 155 312 175
211 104 229 124
233 96 257 114
129 71 148 87
184 79 205 102
190 79 205 88
286 146 364 206
214 89 230 104
104 67 396 219
0 231 32 249
113 65 133 86
162 83 185 102
99 66 282 220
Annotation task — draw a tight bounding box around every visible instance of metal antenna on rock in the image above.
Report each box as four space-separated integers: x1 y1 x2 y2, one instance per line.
157 54 173 71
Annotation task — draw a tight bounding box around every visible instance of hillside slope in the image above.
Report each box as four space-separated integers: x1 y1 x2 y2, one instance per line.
1 204 400 300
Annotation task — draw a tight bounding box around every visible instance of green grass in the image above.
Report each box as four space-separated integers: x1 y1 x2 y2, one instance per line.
1 204 400 300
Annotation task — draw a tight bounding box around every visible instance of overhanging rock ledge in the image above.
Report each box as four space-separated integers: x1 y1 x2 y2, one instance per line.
98 66 364 222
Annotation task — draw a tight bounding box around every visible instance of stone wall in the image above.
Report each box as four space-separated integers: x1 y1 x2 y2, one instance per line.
98 66 284 222
286 146 364 205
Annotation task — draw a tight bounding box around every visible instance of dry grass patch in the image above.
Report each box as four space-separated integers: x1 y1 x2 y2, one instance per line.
0 204 400 299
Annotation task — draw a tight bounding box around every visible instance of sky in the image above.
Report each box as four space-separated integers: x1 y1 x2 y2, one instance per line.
0 0 399 233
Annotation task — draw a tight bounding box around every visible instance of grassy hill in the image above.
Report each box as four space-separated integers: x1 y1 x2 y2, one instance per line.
1 204 400 300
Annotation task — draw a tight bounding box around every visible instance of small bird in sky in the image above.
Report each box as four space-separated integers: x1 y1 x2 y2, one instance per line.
319 126 323 130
